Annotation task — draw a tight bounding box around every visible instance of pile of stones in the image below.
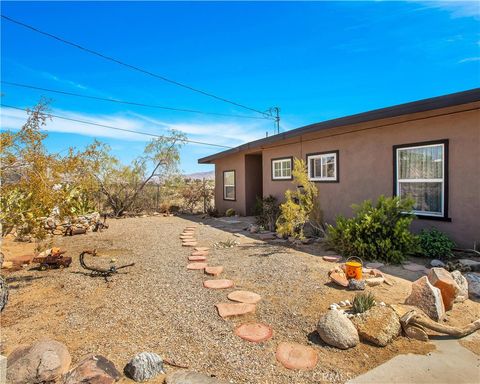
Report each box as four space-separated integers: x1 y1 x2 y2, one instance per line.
43 212 102 236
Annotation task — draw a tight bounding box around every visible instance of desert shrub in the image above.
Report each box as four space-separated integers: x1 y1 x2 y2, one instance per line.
352 292 376 314
255 195 280 232
276 159 318 239
418 228 455 260
207 207 220 217
326 195 418 264
225 208 236 217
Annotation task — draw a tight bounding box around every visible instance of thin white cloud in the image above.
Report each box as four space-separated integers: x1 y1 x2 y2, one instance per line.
0 106 270 148
41 71 88 90
412 1 480 19
458 56 480 63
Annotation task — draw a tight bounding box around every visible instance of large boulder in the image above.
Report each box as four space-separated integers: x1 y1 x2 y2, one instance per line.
465 273 480 300
7 339 71 384
427 268 459 311
63 354 121 384
124 352 164 382
317 310 359 349
405 276 445 321
351 306 401 347
166 370 225 384
451 271 469 303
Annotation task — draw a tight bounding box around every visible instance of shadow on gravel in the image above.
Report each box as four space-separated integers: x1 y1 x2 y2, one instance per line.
6 274 44 290
307 330 331 347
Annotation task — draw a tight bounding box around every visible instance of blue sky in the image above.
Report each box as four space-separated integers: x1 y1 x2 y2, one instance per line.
1 1 479 173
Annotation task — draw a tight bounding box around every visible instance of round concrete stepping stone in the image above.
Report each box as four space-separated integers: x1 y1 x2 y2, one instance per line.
182 242 198 247
187 262 207 270
215 303 256 318
203 279 234 289
205 266 223 276
194 247 210 252
234 323 273 343
191 250 209 257
189 256 207 262
180 236 195 240
323 255 342 262
275 342 318 371
227 290 262 304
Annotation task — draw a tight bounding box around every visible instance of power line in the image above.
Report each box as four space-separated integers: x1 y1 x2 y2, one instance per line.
1 104 233 149
2 14 271 118
1 81 273 120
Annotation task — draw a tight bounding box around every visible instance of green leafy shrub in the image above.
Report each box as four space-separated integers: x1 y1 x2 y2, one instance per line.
255 195 280 232
225 208 236 217
419 228 455 260
276 158 318 239
326 195 418 264
352 292 376 314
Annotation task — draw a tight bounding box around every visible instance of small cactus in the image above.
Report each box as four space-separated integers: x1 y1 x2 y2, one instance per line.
352 292 376 314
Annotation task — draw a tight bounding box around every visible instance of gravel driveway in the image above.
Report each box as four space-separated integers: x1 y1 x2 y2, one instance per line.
2 215 451 383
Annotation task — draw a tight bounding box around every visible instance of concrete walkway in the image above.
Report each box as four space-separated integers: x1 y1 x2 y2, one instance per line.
348 337 480 384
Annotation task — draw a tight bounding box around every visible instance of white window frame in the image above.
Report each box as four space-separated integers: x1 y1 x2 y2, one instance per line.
395 143 445 217
272 158 292 180
307 152 338 182
223 170 235 201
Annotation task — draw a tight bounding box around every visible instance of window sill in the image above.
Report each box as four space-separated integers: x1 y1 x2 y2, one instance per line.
416 215 452 222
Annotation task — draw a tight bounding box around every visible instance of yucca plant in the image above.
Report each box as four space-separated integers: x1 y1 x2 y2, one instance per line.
352 292 376 314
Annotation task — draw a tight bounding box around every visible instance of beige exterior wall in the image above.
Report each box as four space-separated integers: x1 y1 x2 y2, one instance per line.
214 152 247 215
212 103 480 247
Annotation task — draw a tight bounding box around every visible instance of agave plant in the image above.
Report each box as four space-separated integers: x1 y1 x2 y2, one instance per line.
352 292 376 314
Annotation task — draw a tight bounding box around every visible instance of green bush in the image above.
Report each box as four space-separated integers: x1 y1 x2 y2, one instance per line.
225 208 236 217
419 228 455 260
326 195 418 264
254 195 280 232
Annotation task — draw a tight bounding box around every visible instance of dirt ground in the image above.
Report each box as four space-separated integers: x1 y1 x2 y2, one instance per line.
1 215 479 384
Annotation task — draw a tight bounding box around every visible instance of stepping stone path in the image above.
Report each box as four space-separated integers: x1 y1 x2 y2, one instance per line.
234 323 273 343
203 279 234 289
275 342 319 371
227 290 262 304
191 251 209 257
182 242 198 247
194 247 209 252
323 255 342 262
189 256 207 262
205 266 223 276
215 303 256 318
187 262 208 270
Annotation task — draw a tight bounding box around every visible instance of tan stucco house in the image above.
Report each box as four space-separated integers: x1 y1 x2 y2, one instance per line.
198 89 480 248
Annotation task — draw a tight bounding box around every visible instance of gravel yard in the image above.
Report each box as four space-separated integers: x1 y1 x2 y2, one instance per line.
2 215 479 383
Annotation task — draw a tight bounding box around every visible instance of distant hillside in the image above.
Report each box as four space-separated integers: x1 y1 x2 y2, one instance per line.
184 171 215 180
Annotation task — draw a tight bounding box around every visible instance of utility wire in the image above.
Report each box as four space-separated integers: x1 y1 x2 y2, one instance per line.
2 15 271 118
1 81 273 120
1 104 233 149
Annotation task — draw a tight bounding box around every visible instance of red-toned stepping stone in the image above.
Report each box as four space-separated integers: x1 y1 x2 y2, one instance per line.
185 226 197 229
191 250 209 257
187 262 207 270
275 342 318 371
235 323 273 343
194 247 209 251
205 266 223 276
329 272 348 287
227 290 262 304
323 255 342 262
215 303 256 318
180 236 195 240
204 279 234 289
182 242 198 247
189 256 207 262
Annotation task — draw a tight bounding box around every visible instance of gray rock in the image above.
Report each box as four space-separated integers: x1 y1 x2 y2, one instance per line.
0 275 8 312
451 270 468 302
351 306 401 347
348 279 366 291
166 370 225 384
459 259 480 272
317 310 359 349
124 352 164 382
465 273 480 300
63 354 120 384
430 259 446 268
366 262 384 269
7 339 71 384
